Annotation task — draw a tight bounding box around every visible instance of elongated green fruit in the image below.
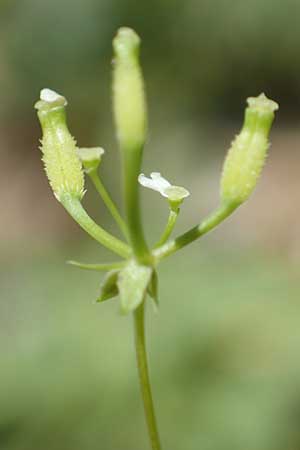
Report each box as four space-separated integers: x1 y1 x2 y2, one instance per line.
113 27 147 149
113 28 150 263
221 93 278 206
35 89 130 258
35 88 84 201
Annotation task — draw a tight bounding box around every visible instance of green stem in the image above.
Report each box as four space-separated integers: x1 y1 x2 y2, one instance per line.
123 146 151 264
154 208 179 249
60 193 131 259
66 260 125 271
153 202 238 262
88 171 129 241
134 302 162 450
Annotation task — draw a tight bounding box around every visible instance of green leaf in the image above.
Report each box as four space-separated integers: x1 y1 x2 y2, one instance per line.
147 269 159 309
97 270 120 303
117 260 152 314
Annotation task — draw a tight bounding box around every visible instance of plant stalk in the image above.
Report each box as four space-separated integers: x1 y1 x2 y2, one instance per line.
60 193 131 258
122 145 151 263
88 171 129 241
153 202 238 262
134 302 162 450
154 208 179 248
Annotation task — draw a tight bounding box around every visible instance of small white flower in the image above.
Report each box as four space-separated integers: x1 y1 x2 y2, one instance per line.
138 172 170 196
138 172 190 203
40 88 67 106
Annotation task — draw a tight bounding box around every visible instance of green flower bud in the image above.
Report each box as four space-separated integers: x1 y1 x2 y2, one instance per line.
77 147 105 174
113 27 147 149
221 93 279 206
35 88 84 201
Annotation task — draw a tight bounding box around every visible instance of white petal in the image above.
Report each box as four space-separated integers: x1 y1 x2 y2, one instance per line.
138 174 160 192
138 172 190 203
150 173 171 191
40 88 67 105
139 172 171 196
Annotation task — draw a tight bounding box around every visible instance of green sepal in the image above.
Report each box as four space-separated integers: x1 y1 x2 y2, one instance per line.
77 147 105 174
147 269 159 309
97 270 120 303
117 260 152 314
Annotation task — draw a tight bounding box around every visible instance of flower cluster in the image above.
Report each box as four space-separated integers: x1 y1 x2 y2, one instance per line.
35 27 278 450
35 30 278 308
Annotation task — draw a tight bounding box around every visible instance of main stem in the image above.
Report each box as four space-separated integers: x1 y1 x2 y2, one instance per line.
134 302 162 450
123 145 151 263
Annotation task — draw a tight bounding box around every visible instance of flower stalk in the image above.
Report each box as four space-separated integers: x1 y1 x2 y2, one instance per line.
89 170 129 240
60 193 130 258
77 147 129 239
153 202 237 262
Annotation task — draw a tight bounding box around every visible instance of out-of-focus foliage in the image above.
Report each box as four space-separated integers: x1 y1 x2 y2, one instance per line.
1 245 300 450
1 0 300 127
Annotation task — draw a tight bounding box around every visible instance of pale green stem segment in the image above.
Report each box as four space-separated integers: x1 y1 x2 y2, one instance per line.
67 260 125 271
154 208 179 249
153 202 238 262
60 193 131 259
88 170 129 241
134 302 162 450
123 146 151 263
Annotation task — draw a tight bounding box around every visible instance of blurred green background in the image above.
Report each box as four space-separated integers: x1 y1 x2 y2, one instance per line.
1 1 300 449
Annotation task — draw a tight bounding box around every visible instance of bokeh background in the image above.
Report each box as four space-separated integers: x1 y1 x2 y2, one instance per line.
1 1 300 449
